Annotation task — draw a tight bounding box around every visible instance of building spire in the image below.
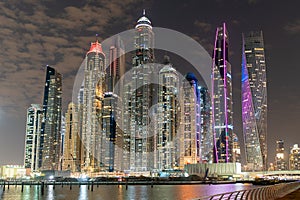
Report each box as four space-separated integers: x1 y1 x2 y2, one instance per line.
143 9 146 16
95 33 99 42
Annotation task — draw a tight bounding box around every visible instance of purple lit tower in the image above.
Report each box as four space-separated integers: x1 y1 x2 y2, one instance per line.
211 23 234 163
242 31 267 171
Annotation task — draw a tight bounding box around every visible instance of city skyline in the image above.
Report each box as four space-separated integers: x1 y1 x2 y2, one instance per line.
0 0 299 166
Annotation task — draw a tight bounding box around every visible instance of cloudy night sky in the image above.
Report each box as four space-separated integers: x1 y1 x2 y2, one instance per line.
0 0 299 166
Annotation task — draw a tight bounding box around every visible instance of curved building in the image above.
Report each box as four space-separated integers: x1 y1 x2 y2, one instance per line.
242 31 267 171
211 23 234 163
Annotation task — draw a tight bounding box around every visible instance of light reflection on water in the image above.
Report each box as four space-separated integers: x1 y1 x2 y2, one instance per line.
0 183 257 200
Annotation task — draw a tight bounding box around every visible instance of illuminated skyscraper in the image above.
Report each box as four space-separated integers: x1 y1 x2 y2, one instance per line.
81 40 105 172
24 104 43 171
199 87 213 163
157 57 179 170
232 133 241 163
289 144 300 170
62 103 81 172
275 140 286 171
100 36 125 172
100 92 122 172
126 11 155 172
107 36 125 93
211 23 234 163
179 73 201 168
41 66 62 170
242 31 267 171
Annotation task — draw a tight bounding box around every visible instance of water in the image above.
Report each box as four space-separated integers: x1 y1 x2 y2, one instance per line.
0 183 256 200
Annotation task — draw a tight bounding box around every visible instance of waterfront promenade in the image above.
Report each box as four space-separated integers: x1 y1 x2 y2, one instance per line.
278 188 300 200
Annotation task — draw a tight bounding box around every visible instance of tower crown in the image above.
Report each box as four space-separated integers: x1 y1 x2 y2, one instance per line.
87 40 104 56
135 10 152 29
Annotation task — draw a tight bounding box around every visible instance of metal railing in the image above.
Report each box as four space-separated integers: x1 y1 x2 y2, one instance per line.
196 181 300 200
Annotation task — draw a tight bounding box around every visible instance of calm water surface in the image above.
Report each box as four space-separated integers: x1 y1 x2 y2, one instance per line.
0 183 257 200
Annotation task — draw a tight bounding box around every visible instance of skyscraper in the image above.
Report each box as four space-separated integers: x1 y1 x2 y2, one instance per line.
199 87 213 163
24 104 43 171
157 57 179 170
179 73 201 168
41 66 62 171
107 36 125 93
101 92 122 172
242 31 268 171
62 103 81 172
81 40 106 172
100 36 125 172
232 133 241 163
211 23 234 163
275 140 286 171
289 144 300 170
126 11 155 172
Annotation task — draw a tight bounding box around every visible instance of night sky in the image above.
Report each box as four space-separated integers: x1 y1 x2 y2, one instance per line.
0 0 299 166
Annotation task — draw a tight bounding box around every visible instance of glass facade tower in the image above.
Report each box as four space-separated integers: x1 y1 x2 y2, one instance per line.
211 23 234 163
242 31 267 171
41 66 62 170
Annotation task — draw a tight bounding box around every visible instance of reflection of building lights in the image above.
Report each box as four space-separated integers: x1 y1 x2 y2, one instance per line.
49 175 54 180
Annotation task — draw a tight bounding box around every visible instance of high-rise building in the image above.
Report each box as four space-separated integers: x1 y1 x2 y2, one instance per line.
100 36 125 172
100 92 122 172
289 144 300 170
232 133 241 163
157 57 179 170
41 66 62 171
62 103 81 172
211 23 234 163
125 11 155 172
199 87 213 163
179 73 201 168
24 104 43 171
242 31 268 171
107 36 125 93
275 140 286 171
81 40 106 172
60 115 66 170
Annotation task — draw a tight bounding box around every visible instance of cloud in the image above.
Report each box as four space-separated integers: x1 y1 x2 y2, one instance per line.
0 0 150 119
194 20 212 32
284 20 300 34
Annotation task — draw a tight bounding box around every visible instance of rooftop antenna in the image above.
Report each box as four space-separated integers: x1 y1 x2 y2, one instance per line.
95 33 99 42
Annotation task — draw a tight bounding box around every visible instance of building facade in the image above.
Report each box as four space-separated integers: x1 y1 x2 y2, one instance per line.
211 23 234 163
179 73 201 168
99 36 126 172
199 87 213 163
62 103 81 172
275 140 286 171
157 57 179 170
24 104 43 171
242 31 268 171
125 11 155 172
41 66 62 171
81 40 106 172
289 144 300 170
232 133 241 163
